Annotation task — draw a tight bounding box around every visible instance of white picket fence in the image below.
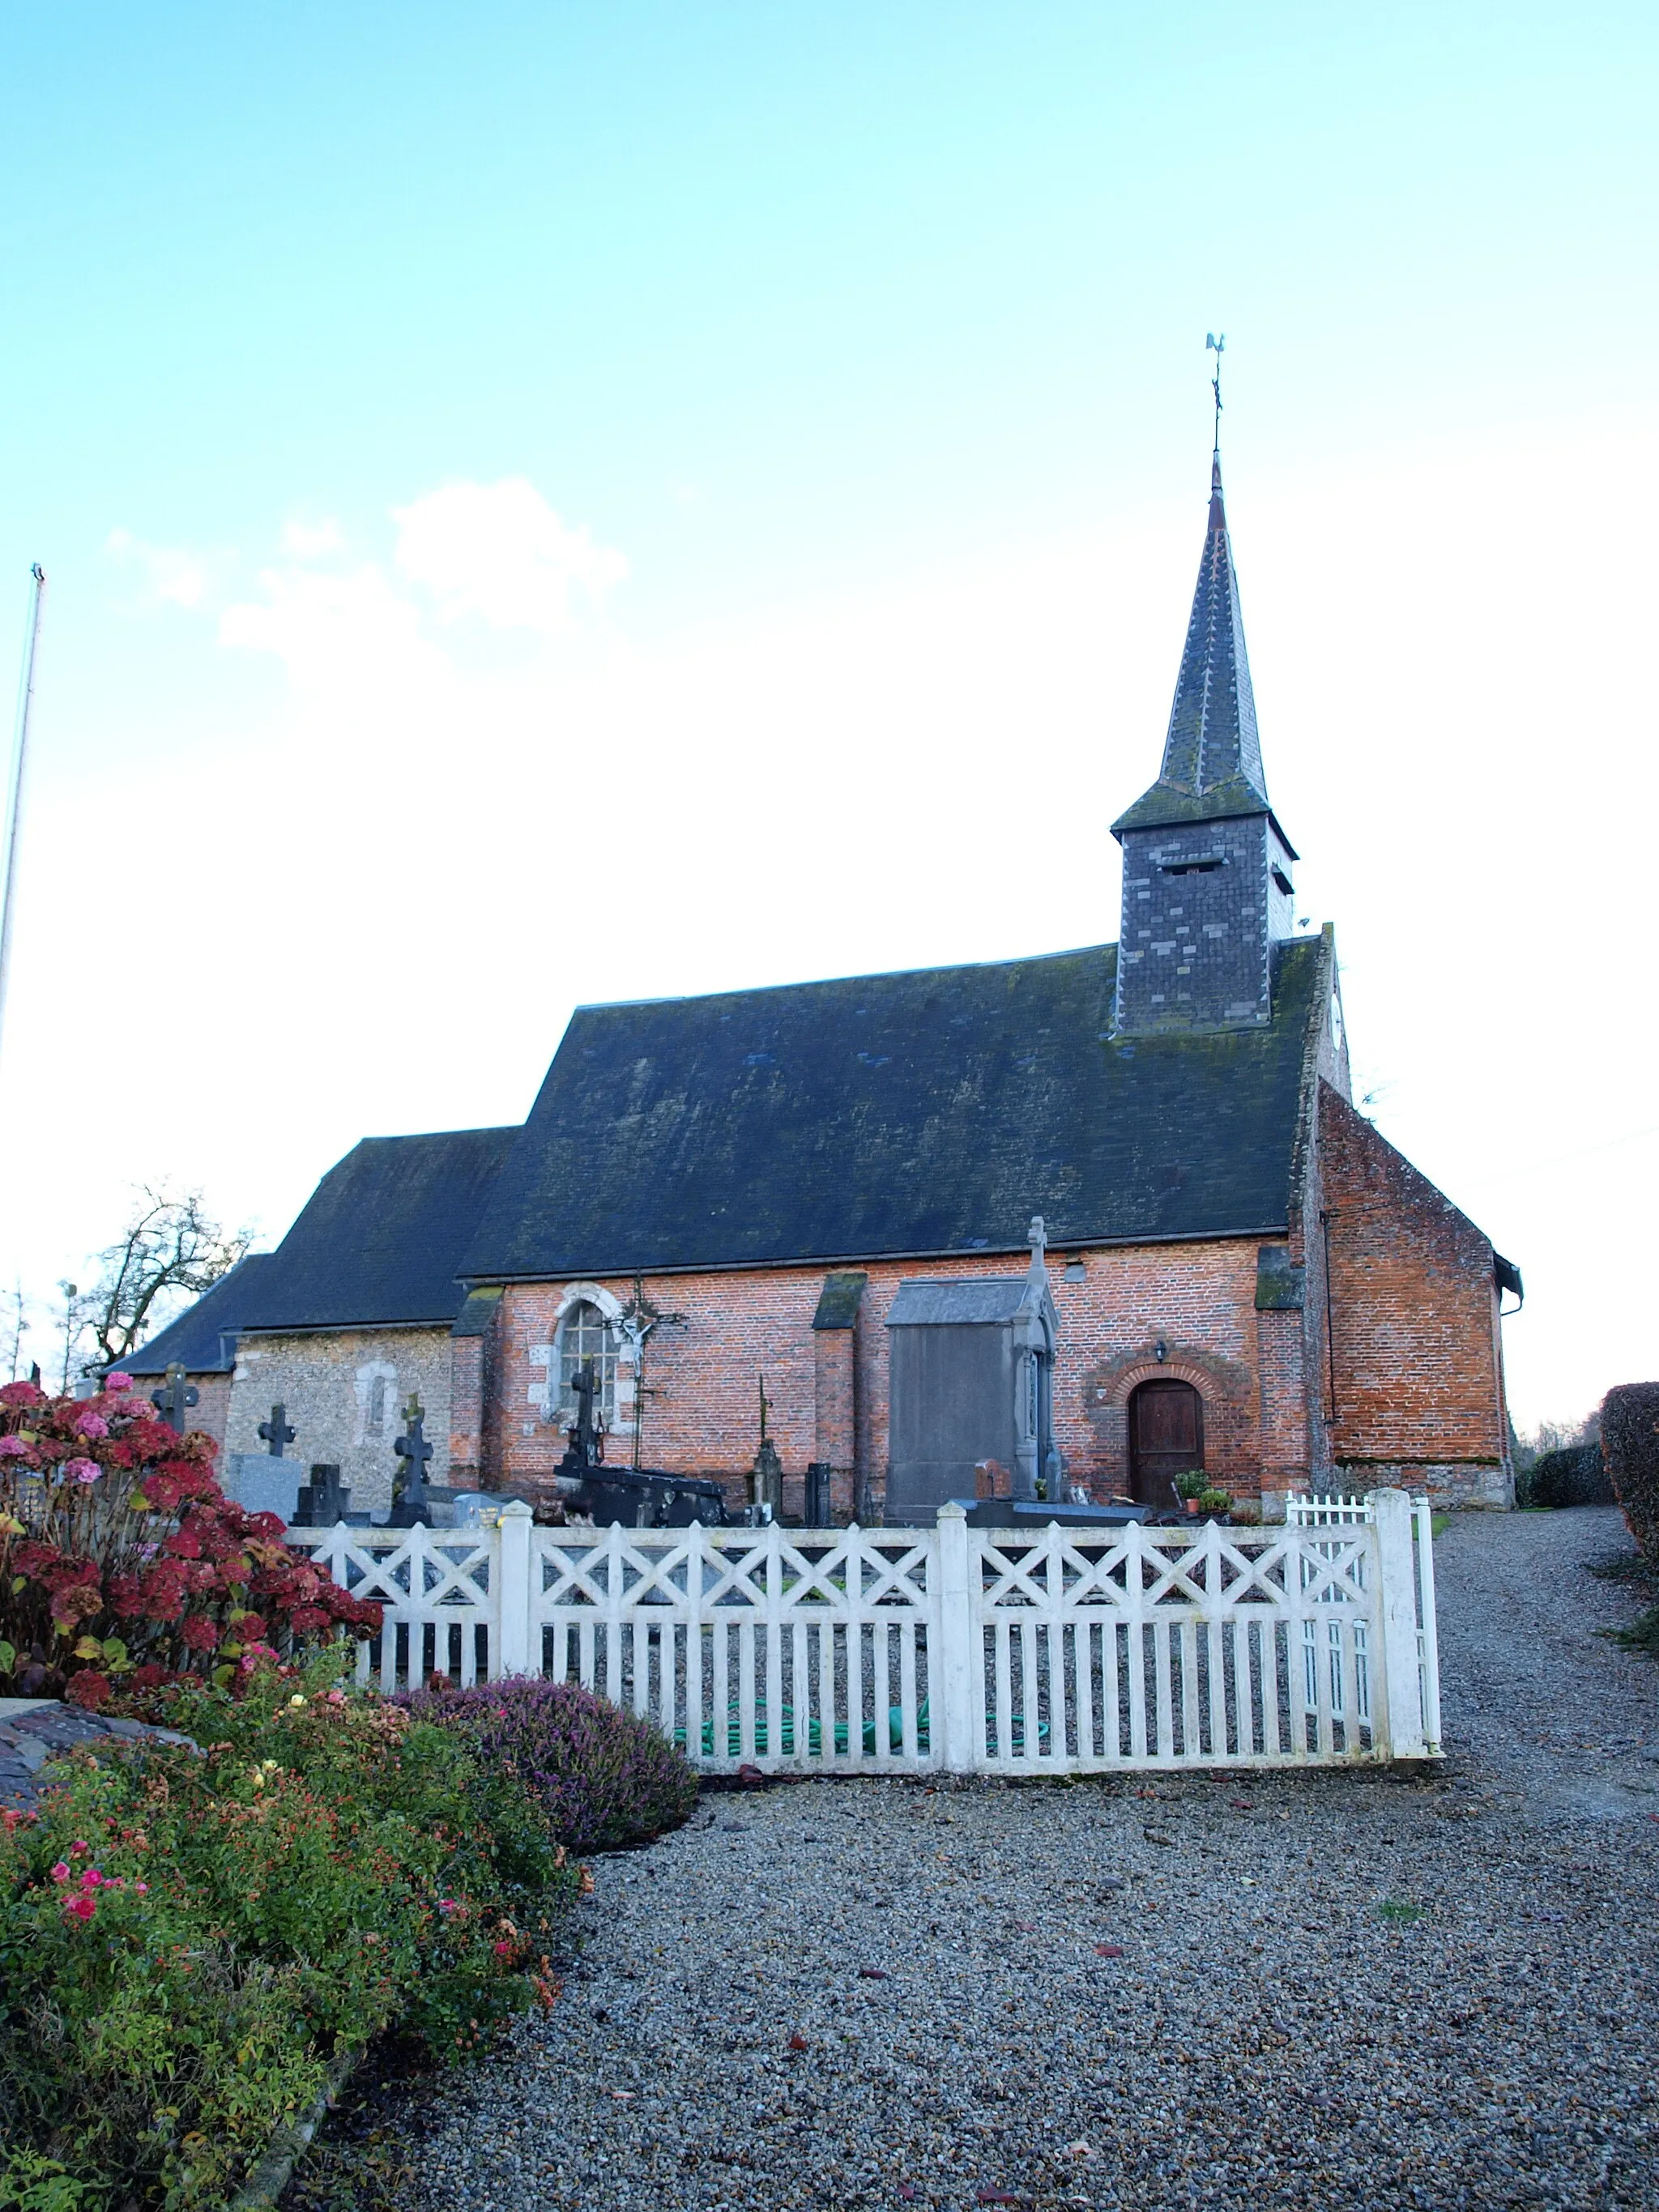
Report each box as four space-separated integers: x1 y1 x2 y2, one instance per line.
1286 1490 1442 1758
288 1490 1441 1773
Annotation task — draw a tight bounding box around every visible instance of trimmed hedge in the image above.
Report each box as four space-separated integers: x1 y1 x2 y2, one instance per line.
1603 1383 1659 1563
0 1656 579 2210
405 1677 699 1854
1518 1443 1614 1510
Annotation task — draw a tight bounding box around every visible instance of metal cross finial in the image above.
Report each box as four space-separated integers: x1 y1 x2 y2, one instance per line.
258 1402 296 1458
1206 331 1226 453
151 1362 199 1436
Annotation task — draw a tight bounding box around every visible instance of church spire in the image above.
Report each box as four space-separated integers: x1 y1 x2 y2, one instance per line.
1110 415 1299 1037
1112 452 1270 836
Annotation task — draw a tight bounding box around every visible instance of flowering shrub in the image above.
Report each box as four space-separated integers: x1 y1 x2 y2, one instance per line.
0 1376 379 1702
404 1675 699 1852
0 1655 580 2209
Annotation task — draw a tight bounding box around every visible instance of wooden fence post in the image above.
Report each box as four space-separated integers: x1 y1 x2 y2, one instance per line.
1373 1487 1427 1759
935 1503 977 1773
496 1501 534 1679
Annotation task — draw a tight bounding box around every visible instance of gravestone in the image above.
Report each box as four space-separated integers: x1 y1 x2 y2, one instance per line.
258 1404 296 1456
804 1461 834 1526
292 1463 365 1527
151 1364 198 1436
883 1217 1064 1525
223 1454 305 1522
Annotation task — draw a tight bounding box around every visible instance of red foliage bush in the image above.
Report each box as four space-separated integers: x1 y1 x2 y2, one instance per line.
1602 1383 1659 1564
0 1375 380 1700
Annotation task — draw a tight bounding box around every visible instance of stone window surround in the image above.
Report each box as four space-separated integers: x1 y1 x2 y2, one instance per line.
528 1281 635 1430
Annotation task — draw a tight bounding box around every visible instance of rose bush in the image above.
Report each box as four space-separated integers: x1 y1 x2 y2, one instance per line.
0 1377 379 1702
0 1653 582 2210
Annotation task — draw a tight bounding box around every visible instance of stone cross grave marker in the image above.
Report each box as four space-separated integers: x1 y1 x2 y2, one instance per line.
258 1403 296 1457
393 1396 434 1511
151 1363 199 1436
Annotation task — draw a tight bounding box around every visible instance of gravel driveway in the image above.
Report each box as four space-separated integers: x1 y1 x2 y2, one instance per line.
331 1508 1659 2210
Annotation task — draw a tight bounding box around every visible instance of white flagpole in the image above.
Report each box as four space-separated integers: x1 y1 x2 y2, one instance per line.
0 563 47 1067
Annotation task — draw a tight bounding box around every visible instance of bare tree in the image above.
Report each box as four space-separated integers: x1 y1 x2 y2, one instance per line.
85 1187 251 1370
3 1279 27 1383
54 1280 97 1393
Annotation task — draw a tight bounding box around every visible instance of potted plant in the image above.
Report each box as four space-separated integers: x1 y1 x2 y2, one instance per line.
1175 1470 1209 1515
1195 1486 1233 1519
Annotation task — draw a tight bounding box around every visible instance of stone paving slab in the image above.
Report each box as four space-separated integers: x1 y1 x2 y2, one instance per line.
0 1700 197 1813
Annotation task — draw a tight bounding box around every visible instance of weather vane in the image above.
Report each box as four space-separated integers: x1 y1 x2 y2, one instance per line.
1206 331 1225 451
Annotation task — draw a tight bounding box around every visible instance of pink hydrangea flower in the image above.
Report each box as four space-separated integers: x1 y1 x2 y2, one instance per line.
74 1412 109 1439
66 1459 100 1485
105 1373 134 1393
0 1436 28 1457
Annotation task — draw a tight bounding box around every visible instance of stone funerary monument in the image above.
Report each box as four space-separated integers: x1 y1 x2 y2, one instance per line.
126 455 1520 1522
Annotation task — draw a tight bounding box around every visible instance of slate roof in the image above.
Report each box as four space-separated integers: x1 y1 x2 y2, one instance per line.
117 1255 277 1375
461 936 1328 1282
887 1280 1032 1326
1113 457 1281 841
241 1127 519 1331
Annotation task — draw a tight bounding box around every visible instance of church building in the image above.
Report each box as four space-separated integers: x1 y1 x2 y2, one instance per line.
130 458 1519 1520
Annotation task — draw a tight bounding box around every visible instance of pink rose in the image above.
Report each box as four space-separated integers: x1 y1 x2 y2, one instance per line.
49 1861 70 1883
63 1894 96 1920
66 1459 100 1485
134 1882 148 1894
493 1939 514 1956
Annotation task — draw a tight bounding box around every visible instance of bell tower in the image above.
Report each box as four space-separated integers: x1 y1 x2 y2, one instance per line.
1111 454 1298 1034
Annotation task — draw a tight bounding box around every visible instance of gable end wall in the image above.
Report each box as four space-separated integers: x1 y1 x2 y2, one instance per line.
1316 1082 1511 1506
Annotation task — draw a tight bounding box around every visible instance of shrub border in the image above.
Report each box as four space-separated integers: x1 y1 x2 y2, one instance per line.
223 2046 361 2212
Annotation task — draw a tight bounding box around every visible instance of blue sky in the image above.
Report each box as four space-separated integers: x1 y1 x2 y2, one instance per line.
0 2 1654 1424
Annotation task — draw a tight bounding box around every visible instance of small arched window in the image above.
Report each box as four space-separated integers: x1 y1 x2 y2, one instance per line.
368 1376 388 1436
557 1299 618 1424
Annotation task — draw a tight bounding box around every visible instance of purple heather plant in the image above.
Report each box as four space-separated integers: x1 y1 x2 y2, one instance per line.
403 1676 699 1853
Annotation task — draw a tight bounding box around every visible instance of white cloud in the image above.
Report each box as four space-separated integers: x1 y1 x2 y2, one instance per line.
219 560 446 706
105 526 211 608
392 478 629 634
281 517 346 559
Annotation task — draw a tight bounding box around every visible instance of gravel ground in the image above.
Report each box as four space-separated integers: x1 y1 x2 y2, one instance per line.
314 1508 1659 2210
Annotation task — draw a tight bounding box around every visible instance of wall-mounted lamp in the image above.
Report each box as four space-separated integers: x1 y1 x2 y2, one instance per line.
1154 1339 1167 1363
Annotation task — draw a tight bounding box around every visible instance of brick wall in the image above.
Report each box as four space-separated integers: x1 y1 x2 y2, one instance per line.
1317 1082 1511 1505
129 1371 232 1456
812 1328 857 1498
491 1238 1280 1512
226 1326 455 1514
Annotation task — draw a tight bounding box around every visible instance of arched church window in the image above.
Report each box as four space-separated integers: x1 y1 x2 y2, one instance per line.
557 1299 618 1425
368 1376 387 1435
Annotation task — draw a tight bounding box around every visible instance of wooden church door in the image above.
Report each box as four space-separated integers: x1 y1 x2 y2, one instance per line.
1128 1379 1204 1509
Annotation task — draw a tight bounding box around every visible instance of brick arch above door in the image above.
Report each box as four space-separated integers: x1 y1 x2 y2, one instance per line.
1085 1344 1254 1410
